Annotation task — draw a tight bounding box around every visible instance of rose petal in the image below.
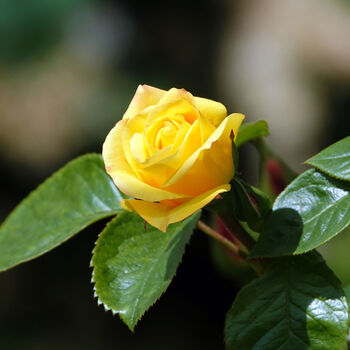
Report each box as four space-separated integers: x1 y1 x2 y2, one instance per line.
123 85 228 128
198 111 216 143
194 96 227 127
144 114 186 151
145 90 199 128
123 85 166 120
137 120 202 187
141 119 198 169
102 120 188 201
121 184 230 232
130 133 149 163
157 87 194 106
163 113 245 193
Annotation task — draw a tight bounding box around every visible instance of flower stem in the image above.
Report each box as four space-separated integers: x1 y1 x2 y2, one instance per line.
218 214 255 253
197 220 241 256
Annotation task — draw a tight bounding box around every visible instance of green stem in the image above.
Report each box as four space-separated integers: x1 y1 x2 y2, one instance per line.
197 220 241 256
219 214 256 253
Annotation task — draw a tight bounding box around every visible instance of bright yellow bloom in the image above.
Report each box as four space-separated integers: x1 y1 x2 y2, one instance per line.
103 85 244 232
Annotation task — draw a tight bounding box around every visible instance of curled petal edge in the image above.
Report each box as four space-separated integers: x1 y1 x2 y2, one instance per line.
121 184 230 232
123 85 228 127
123 85 166 120
163 113 245 188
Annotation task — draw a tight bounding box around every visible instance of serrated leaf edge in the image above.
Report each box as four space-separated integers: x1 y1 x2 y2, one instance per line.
305 161 350 182
90 212 199 331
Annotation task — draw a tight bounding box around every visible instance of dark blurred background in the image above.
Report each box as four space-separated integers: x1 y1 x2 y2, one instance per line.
0 0 350 349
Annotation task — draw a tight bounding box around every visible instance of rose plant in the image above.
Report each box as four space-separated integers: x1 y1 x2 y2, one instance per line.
0 85 350 349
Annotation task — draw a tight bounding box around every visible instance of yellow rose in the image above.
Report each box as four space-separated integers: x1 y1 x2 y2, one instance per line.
103 85 244 232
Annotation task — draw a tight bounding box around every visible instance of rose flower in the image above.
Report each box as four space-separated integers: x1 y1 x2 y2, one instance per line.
103 85 244 232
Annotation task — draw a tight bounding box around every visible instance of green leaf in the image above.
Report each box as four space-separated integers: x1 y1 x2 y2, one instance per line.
239 221 259 241
0 154 124 271
91 210 201 331
235 120 269 148
231 178 271 231
225 251 349 350
252 169 350 256
306 136 350 182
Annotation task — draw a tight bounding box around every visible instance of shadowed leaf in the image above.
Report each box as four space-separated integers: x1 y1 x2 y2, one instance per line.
252 169 350 256
225 251 348 350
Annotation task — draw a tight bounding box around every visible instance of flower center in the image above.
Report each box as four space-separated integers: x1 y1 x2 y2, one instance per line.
155 120 179 149
146 114 187 151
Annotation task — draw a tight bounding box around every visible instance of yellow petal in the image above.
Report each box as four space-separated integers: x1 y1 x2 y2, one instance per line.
146 90 199 128
194 96 227 127
137 120 201 187
133 117 194 187
125 113 147 133
157 87 194 106
130 133 149 163
121 184 230 232
229 112 245 142
123 85 166 119
102 119 188 202
198 111 216 144
144 114 185 150
163 113 245 191
121 120 144 175
123 86 228 128
141 119 197 169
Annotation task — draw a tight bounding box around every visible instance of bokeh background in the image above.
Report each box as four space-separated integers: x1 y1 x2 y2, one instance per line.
0 0 350 349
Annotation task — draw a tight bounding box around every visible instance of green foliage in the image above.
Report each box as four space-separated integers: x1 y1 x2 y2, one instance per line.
252 169 350 257
231 178 271 231
225 251 349 350
91 210 200 331
235 120 269 148
0 154 124 271
306 136 350 182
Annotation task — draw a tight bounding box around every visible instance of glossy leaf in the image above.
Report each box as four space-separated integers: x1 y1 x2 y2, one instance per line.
225 251 349 350
0 154 124 271
252 169 350 256
235 120 269 148
306 136 350 181
91 210 200 331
